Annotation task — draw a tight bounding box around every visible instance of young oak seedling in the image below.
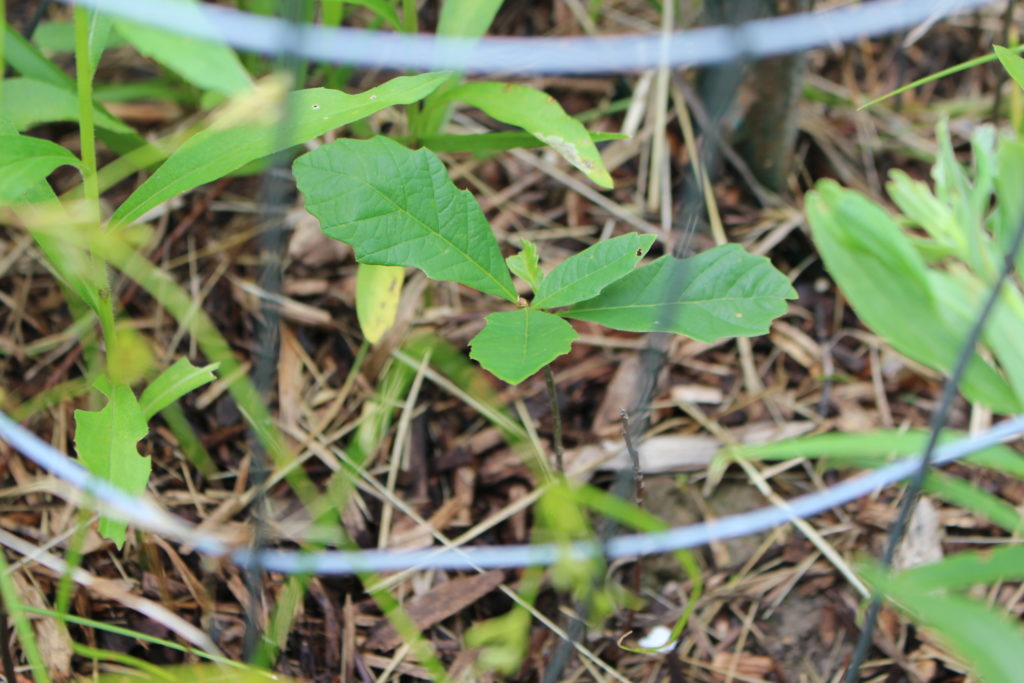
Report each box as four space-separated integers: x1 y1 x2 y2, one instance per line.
294 136 796 384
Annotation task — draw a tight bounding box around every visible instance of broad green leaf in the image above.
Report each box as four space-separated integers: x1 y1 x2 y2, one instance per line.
420 131 627 154
863 562 1024 683
73 384 150 547
533 233 655 309
0 135 83 204
565 244 795 341
356 264 404 344
469 309 577 384
806 180 1020 413
112 72 449 226
442 82 614 188
112 0 252 97
294 136 517 302
1 77 134 134
139 357 219 420
506 239 543 292
996 45 1024 94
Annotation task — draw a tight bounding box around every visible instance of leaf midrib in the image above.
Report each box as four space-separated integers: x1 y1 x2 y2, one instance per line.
326 166 515 301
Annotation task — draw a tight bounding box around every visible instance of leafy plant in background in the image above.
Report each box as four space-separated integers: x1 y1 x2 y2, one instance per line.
735 45 1024 679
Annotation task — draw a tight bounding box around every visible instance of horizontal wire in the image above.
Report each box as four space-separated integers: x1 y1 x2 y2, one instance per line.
2 409 1022 574
59 0 995 75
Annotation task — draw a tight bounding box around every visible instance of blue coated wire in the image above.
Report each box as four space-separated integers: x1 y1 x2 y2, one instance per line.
59 0 995 75
1 409 1021 574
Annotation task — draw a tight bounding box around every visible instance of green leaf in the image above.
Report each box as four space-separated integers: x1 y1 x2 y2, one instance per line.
5 25 70 86
441 82 614 188
565 244 795 341
863 562 1024 682
996 44 1024 93
469 309 578 384
533 233 656 309
344 0 402 29
0 135 83 204
356 264 404 344
925 470 1024 534
506 239 543 293
420 130 627 154
73 384 151 548
1 77 134 134
86 9 115 79
437 0 504 38
417 0 504 136
888 544 1024 593
294 136 517 302
111 72 448 226
733 429 1024 479
139 358 219 420
993 138 1024 270
112 0 252 96
806 179 1020 413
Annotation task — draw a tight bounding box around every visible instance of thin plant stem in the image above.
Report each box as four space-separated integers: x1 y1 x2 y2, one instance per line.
73 6 100 214
544 365 564 473
620 409 645 634
0 552 51 683
73 4 118 356
0 591 16 683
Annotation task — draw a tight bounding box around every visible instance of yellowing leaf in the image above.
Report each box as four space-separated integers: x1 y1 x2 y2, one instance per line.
356 264 404 344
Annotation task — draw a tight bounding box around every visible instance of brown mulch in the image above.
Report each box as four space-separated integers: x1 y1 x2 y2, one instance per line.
1 1 1021 681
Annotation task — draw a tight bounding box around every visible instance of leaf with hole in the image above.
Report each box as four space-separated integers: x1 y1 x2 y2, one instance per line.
469 309 578 385
73 384 150 548
294 136 517 302
533 233 655 309
112 72 450 226
565 244 795 341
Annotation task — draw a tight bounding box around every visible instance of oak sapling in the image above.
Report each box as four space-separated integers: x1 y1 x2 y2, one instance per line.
294 136 796 385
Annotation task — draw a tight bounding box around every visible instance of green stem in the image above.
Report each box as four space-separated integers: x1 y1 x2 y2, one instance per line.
0 0 6 110
73 7 100 213
74 4 119 360
0 552 52 683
